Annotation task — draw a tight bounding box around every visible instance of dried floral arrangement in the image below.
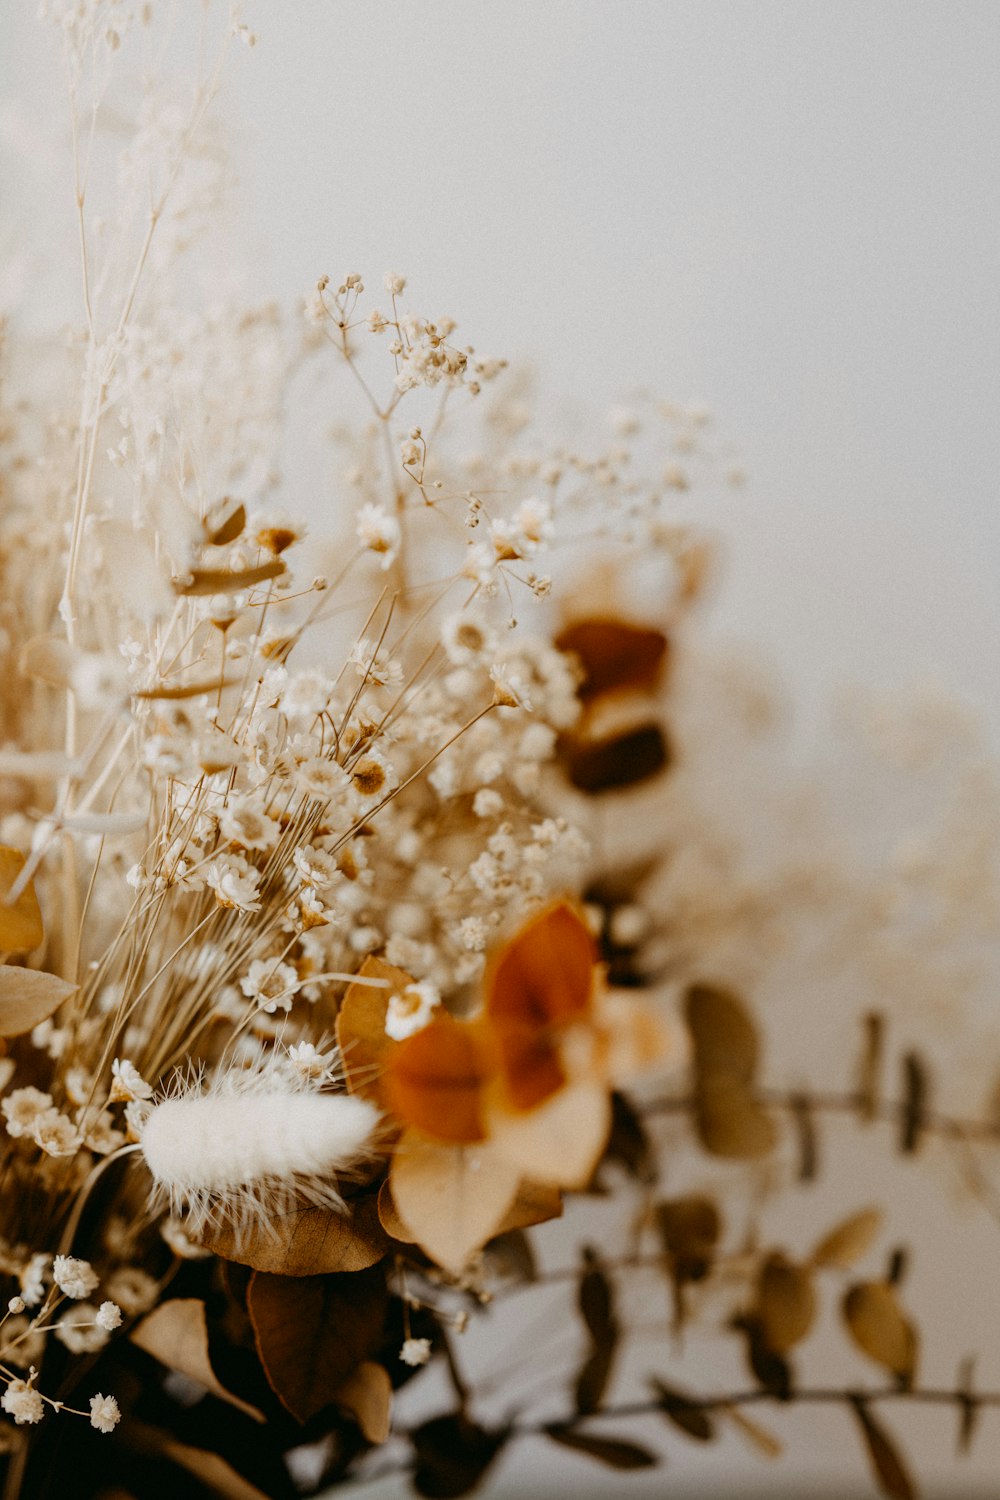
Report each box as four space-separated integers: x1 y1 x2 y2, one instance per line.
2 6 1000 1500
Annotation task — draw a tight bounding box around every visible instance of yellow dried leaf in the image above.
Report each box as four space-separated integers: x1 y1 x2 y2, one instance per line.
757 1254 817 1353
389 1129 520 1274
333 1360 392 1444
336 957 414 1108
810 1208 883 1270
0 849 43 953
843 1282 918 1384
131 1298 265 1423
485 1079 612 1189
0 966 75 1036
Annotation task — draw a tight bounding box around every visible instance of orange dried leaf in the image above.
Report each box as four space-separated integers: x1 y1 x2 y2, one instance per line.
389 1129 521 1274
336 957 413 1108
486 1079 612 1190
385 1013 492 1144
0 849 44 953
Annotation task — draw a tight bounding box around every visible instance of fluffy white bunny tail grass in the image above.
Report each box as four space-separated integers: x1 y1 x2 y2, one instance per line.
138 1056 380 1241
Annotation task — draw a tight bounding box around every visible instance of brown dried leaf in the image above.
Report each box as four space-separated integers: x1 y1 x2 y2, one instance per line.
385 1013 491 1144
655 1195 721 1282
495 1179 563 1234
174 559 286 595
900 1051 929 1154
411 1413 508 1499
389 1129 520 1274
810 1207 883 1270
0 966 75 1036
545 1426 657 1470
723 1405 783 1458
578 1252 615 1343
333 1359 392 1444
790 1092 818 1181
202 1195 389 1276
559 723 669 794
336 956 413 1107
850 1397 916 1500
693 1076 777 1159
650 1379 715 1442
376 1178 416 1243
0 849 44 954
574 1337 617 1416
684 983 759 1083
554 617 669 702
207 501 247 547
843 1282 918 1386
247 1267 387 1424
858 1012 884 1122
131 1298 264 1423
756 1254 817 1353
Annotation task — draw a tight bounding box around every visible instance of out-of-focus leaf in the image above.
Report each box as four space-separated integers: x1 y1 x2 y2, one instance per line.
900 1052 929 1154
602 1091 655 1181
385 1014 492 1144
133 1426 273 1500
693 1076 777 1159
734 1316 793 1400
554 617 669 701
810 1208 883 1270
756 1254 817 1353
0 848 44 953
485 1229 537 1284
886 1246 909 1287
202 1195 389 1276
335 956 413 1107
131 1299 264 1423
545 1426 658 1469
174 559 285 595
790 1092 818 1181
559 723 670 794
494 1180 563 1235
0 966 74 1035
842 1282 918 1386
410 1413 508 1499
858 1012 884 1122
578 1250 614 1343
486 1079 612 1190
684 983 758 1083
332 1360 392 1444
207 501 247 547
574 1338 618 1416
247 1267 387 1423
724 1404 783 1458
376 1179 416 1242
849 1397 916 1500
957 1356 979 1456
389 1130 520 1274
485 900 595 1110
134 677 238 701
650 1379 715 1441
655 1195 721 1282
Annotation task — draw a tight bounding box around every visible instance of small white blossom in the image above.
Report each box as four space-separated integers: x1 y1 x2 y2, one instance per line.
1 1380 44 1425
109 1058 154 1104
96 1302 122 1332
355 503 401 567
287 1041 336 1081
399 1337 432 1367
32 1110 81 1158
385 982 440 1042
206 855 262 913
3 1087 53 1139
240 958 299 1014
219 797 281 852
55 1304 107 1354
89 1393 121 1433
53 1256 98 1300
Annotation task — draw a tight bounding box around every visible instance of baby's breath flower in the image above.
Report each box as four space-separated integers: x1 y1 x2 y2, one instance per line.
31 1109 81 1158
287 1041 336 1081
96 1301 122 1332
355 502 401 567
55 1304 108 1354
19 1254 49 1308
52 1255 99 1300
399 1337 432 1367
88 1393 121 1433
104 1268 158 1318
218 797 281 852
385 982 440 1042
1 1380 44 1426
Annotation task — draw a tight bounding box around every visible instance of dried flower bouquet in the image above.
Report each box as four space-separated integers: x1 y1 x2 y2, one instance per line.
2 6 1000 1500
